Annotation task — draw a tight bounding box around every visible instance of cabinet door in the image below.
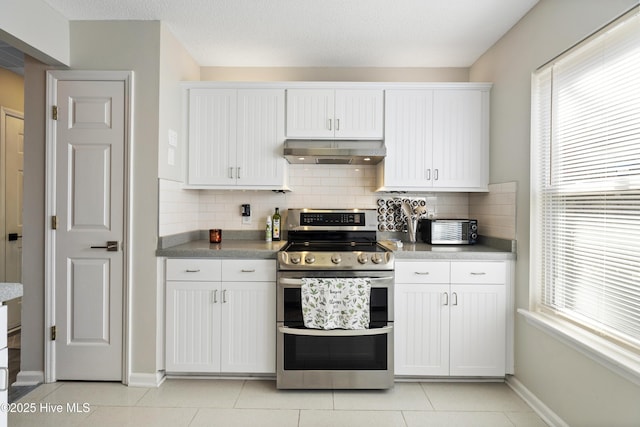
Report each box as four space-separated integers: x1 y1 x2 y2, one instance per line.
449 284 506 376
432 90 488 190
286 89 335 138
236 89 287 187
188 88 237 185
382 90 434 188
394 283 449 376
334 89 384 139
166 281 221 372
220 281 276 373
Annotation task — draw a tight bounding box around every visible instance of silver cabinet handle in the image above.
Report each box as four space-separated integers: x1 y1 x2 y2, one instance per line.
241 269 256 273
434 169 439 180
90 241 118 252
452 292 458 306
185 269 201 273
237 167 241 179
212 289 218 304
328 119 332 130
229 167 234 179
279 325 392 337
336 118 340 131
426 169 431 181
470 272 487 275
414 272 430 275
443 292 449 306
222 289 227 303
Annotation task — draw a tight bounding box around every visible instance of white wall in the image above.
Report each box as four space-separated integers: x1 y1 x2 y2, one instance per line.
0 0 69 66
470 1 640 425
158 24 200 182
21 54 49 379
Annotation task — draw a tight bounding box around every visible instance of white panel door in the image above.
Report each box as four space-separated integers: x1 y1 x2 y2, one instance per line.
449 284 506 376
188 89 237 185
285 89 334 138
236 89 286 187
382 90 434 188
334 89 384 139
394 283 449 376
54 80 125 380
432 90 487 189
2 110 23 330
220 281 276 373
166 281 221 372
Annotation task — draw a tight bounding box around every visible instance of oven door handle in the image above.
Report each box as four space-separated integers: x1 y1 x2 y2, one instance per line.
278 277 393 286
278 325 393 337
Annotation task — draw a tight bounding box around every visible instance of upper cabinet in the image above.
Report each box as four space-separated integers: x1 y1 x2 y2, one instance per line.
286 89 384 139
186 87 288 190
377 85 491 192
183 82 490 192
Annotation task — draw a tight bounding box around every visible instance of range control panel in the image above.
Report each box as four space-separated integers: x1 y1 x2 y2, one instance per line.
300 212 364 226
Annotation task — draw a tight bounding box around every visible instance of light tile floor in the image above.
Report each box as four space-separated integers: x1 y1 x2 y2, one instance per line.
8 379 548 427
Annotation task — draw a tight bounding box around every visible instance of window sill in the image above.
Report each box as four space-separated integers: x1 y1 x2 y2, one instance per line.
518 309 640 387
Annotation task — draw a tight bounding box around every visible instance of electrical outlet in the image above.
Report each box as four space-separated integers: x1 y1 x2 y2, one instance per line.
241 204 251 224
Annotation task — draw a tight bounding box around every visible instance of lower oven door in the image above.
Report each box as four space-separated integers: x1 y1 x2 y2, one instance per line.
276 271 394 389
276 322 394 389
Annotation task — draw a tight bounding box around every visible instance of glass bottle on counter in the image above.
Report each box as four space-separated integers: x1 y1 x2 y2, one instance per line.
272 208 281 241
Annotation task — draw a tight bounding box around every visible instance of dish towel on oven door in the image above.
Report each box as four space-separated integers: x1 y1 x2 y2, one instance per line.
301 278 371 329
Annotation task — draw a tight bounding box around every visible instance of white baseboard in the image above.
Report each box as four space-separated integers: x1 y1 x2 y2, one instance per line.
13 370 44 386
506 376 569 427
128 371 166 388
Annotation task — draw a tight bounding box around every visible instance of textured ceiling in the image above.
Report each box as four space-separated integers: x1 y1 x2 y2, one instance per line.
37 0 539 68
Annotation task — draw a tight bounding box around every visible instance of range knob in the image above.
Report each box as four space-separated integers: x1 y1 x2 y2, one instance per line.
331 254 342 264
305 254 316 264
371 254 384 264
290 254 301 264
357 253 369 264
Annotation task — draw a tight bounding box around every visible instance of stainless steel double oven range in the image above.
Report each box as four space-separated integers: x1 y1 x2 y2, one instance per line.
276 209 395 389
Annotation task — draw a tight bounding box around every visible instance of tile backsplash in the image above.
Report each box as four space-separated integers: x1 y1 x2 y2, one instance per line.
469 182 517 240
158 166 515 239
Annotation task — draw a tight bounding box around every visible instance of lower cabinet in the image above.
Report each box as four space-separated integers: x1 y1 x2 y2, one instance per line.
395 260 507 377
165 259 276 374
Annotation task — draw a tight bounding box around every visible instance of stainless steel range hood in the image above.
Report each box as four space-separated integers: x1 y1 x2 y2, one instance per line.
283 140 386 165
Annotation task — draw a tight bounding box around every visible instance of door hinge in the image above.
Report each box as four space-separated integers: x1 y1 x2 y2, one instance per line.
52 105 58 120
51 215 57 230
50 325 56 341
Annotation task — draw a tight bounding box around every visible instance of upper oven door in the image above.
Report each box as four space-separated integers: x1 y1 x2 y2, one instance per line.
277 271 394 325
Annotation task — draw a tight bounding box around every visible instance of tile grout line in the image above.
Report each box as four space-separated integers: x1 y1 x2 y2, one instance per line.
232 379 247 409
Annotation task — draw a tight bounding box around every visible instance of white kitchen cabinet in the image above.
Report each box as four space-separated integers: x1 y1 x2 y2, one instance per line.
165 259 276 374
395 282 449 376
286 89 384 139
395 260 508 377
186 88 287 189
378 86 490 192
449 283 506 376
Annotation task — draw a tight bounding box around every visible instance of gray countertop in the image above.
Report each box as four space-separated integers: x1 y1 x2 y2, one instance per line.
156 239 288 259
383 241 516 260
157 238 515 260
0 283 23 303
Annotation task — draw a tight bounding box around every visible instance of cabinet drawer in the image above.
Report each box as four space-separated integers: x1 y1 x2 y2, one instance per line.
166 259 222 281
450 261 506 284
222 260 276 282
396 261 450 283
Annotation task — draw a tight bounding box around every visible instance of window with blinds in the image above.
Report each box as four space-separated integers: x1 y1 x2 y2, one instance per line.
531 7 640 352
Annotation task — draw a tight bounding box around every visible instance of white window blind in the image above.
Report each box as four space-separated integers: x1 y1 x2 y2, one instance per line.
532 8 640 352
